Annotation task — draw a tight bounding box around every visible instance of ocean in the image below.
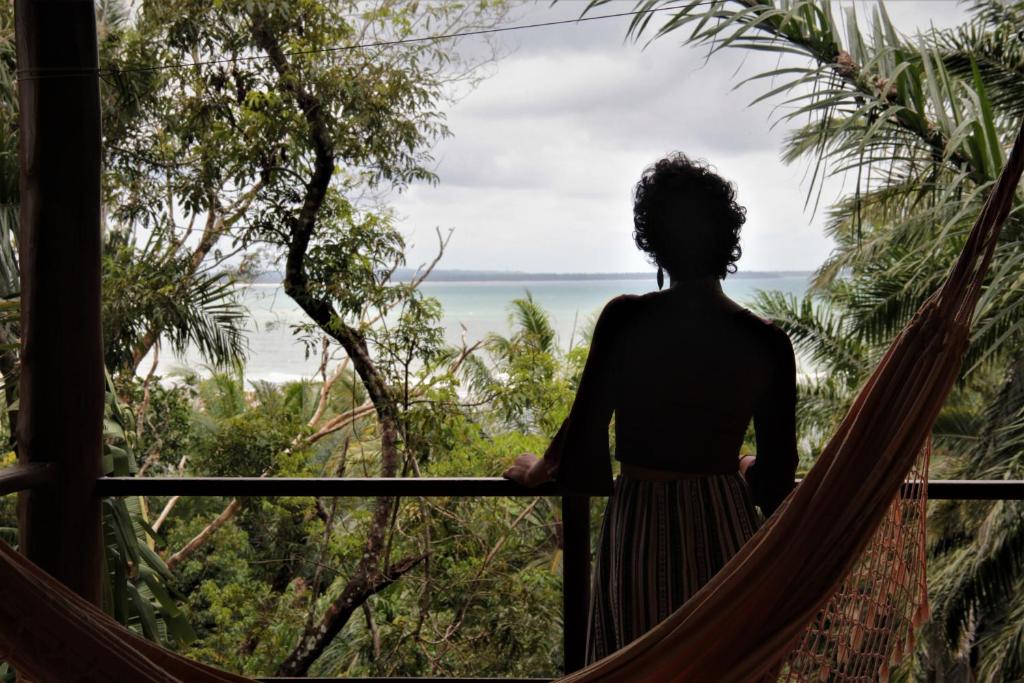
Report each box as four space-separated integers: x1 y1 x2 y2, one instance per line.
152 274 811 383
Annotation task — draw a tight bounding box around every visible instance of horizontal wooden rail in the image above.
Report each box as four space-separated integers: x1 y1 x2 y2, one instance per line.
256 678 550 682
925 480 1024 499
95 476 562 497
94 476 1024 500
0 463 55 496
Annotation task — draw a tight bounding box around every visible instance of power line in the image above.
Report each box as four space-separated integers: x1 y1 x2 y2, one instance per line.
16 3 699 80
123 3 717 75
17 0 970 81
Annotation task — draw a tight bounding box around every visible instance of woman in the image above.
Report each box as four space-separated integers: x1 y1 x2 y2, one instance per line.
503 153 798 664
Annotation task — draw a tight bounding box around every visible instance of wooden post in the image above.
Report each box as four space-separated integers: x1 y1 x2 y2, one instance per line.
15 0 104 604
561 495 591 673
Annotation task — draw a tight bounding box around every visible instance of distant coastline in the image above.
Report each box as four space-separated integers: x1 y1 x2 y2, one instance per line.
250 268 812 284
176 272 812 382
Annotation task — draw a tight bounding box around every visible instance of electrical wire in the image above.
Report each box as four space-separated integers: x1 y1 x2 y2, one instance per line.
15 0 975 81
16 2 701 80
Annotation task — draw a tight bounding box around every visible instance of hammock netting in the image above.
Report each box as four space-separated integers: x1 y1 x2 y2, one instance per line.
1 120 1022 682
778 444 930 682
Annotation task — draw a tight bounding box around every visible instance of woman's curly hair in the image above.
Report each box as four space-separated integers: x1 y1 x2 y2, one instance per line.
632 153 746 280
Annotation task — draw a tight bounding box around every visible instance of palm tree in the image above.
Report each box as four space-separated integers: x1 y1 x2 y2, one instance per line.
100 230 250 374
0 1 250 385
467 292 575 437
586 0 1024 677
749 290 869 460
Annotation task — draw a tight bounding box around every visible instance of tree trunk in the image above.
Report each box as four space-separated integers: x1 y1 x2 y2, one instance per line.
248 14 409 675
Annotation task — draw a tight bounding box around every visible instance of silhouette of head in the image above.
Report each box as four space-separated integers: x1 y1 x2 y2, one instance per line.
633 153 746 281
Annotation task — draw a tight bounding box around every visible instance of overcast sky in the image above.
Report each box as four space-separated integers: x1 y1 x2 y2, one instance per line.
390 0 972 274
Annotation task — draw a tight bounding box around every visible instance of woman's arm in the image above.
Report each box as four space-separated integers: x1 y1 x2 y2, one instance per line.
745 327 799 516
502 450 557 487
503 297 624 494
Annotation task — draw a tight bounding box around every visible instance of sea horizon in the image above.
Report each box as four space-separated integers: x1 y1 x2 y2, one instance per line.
248 268 813 284
157 272 813 383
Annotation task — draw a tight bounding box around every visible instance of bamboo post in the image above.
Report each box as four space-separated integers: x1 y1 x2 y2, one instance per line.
15 0 105 604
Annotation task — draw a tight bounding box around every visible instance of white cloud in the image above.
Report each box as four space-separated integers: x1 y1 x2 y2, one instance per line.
393 0 972 273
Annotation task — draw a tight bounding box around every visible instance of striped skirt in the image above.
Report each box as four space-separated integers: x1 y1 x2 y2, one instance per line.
585 473 761 664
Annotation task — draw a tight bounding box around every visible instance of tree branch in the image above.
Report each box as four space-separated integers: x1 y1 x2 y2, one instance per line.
277 552 428 675
166 498 241 571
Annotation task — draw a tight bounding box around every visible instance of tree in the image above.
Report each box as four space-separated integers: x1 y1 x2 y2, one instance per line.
1 0 246 656
98 0 252 378
98 0 515 673
596 0 1024 677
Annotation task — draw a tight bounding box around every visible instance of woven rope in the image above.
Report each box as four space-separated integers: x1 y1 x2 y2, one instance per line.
778 443 931 682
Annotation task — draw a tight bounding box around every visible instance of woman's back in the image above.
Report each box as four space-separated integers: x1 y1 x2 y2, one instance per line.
552 283 797 516
607 288 795 479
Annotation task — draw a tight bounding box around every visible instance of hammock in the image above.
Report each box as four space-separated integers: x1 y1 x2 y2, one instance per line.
1 120 1022 682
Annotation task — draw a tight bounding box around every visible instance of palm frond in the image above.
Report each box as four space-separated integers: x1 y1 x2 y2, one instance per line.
751 289 867 377
508 292 556 353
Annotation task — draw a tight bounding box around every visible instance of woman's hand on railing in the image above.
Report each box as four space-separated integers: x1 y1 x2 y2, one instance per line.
503 453 556 488
739 455 756 477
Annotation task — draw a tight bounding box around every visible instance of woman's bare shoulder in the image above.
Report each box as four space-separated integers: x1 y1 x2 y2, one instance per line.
601 293 644 316
591 294 646 340
734 309 795 358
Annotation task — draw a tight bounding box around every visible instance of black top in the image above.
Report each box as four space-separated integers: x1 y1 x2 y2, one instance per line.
542 290 798 516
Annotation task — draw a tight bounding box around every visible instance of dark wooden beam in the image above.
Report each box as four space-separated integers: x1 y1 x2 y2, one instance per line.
0 462 54 496
926 480 1024 500
560 495 590 673
15 0 104 604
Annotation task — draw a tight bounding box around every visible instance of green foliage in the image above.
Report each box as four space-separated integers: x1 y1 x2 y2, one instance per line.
193 410 301 477
102 238 249 374
168 515 305 674
0 451 17 547
751 290 869 462
116 292 586 677
471 294 580 437
196 372 249 420
131 381 197 474
101 373 196 647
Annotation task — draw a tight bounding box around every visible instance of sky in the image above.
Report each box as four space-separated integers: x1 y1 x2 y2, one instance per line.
390 0 972 274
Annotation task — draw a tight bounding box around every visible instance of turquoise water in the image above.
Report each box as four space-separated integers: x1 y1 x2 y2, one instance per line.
154 275 810 382
415 276 809 348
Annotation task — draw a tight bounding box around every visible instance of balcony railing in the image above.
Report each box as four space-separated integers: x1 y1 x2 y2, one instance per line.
4 469 1024 682
92 476 1024 500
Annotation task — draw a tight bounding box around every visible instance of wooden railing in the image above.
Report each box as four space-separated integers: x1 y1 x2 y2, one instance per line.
96 477 593 678
4 472 1024 681
93 476 1024 500
0 463 55 496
